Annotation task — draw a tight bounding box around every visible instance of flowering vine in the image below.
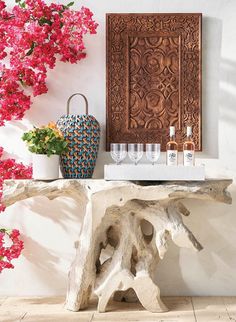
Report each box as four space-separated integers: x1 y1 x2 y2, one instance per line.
0 0 98 125
0 0 98 272
0 147 32 272
0 228 24 272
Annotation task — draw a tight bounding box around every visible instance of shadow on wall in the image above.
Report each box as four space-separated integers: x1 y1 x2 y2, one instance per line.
195 185 236 276
24 196 86 233
220 58 236 124
156 184 236 296
22 235 67 291
0 196 85 296
201 16 222 159
154 243 192 296
219 57 236 172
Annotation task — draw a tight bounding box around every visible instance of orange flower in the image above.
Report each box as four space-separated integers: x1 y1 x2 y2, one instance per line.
57 129 64 138
47 122 57 129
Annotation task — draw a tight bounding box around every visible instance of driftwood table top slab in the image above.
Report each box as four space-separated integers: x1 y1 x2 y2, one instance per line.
3 179 233 206
2 179 232 314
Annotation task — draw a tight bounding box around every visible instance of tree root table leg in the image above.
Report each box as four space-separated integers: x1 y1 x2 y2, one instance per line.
63 180 232 313
2 179 232 313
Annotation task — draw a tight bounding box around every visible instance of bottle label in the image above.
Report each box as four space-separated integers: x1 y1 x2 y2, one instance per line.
184 150 194 166
167 150 177 166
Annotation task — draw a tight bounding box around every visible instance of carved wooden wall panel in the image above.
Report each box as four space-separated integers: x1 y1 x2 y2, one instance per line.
106 13 202 151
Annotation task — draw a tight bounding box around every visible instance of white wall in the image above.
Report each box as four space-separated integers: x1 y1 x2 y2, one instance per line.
0 0 236 296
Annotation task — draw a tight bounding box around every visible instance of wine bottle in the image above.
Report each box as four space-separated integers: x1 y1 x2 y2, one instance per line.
183 126 195 166
166 126 178 166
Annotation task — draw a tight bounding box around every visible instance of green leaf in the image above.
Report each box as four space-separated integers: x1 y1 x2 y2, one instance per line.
66 1 74 7
15 0 26 8
22 126 67 155
63 2 74 10
39 17 52 26
26 42 35 56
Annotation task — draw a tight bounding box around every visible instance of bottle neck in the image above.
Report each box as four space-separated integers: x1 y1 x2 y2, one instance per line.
170 134 176 141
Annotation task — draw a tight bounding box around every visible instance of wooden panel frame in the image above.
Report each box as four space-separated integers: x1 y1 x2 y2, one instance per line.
106 13 202 151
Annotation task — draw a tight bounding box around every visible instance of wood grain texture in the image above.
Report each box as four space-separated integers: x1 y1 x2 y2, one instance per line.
106 13 202 151
3 179 232 314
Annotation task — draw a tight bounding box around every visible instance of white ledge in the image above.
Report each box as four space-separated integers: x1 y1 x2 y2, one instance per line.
104 164 205 181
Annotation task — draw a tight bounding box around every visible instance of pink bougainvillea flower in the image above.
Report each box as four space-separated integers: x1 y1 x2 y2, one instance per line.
0 0 97 272
0 228 24 272
0 147 32 271
0 0 98 125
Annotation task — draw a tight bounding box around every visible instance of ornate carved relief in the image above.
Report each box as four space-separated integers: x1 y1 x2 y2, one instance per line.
129 34 180 130
106 13 202 151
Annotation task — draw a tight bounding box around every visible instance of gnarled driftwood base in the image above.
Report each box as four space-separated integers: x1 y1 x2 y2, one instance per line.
3 179 232 313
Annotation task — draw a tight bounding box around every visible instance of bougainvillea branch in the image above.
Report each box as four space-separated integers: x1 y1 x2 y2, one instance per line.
0 0 98 125
0 147 32 272
0 228 24 272
0 0 98 272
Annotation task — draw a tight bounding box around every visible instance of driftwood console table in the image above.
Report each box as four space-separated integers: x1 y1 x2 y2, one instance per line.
3 179 232 313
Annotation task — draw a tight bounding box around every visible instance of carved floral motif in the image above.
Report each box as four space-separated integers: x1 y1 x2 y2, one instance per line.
106 14 202 151
129 35 180 130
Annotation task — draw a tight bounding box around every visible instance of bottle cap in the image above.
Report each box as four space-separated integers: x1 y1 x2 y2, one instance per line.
187 126 192 137
170 126 175 136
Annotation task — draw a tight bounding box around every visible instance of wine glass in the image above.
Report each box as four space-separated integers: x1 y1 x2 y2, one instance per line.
146 143 160 165
110 143 127 165
128 143 143 165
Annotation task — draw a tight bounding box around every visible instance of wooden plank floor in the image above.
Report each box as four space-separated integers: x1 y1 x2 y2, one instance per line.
0 296 235 322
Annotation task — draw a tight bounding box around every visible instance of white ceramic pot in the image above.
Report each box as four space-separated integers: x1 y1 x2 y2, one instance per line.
32 154 59 180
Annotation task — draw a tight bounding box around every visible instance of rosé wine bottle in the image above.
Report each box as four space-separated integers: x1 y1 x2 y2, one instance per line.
166 126 178 166
183 126 195 166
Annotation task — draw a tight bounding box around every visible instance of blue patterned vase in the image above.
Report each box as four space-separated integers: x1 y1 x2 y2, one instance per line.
57 93 100 179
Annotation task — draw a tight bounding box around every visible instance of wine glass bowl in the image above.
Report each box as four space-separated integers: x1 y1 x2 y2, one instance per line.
146 143 160 165
128 143 143 165
110 143 127 165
